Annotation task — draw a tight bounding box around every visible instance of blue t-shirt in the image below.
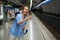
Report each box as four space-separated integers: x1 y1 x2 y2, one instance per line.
9 13 27 37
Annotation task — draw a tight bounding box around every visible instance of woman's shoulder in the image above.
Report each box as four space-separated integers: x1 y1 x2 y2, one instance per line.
16 14 22 17
16 14 22 20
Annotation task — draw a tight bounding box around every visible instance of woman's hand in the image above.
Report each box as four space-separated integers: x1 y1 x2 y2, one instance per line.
27 15 32 20
22 27 25 30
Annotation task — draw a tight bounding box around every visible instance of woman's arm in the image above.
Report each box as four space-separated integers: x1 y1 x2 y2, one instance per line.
18 17 28 25
18 15 32 25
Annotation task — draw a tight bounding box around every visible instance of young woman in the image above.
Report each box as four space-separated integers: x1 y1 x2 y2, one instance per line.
9 6 32 40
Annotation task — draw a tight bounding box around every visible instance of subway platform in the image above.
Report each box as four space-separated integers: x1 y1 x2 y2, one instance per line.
0 13 56 40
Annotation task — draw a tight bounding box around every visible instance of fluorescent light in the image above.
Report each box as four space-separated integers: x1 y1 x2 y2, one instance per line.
34 0 51 8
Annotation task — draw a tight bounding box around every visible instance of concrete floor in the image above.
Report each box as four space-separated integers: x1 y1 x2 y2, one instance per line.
0 14 56 40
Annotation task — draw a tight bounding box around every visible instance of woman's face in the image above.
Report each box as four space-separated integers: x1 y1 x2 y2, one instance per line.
23 6 29 15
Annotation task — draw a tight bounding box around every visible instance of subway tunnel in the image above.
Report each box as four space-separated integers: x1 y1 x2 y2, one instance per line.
0 0 60 40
